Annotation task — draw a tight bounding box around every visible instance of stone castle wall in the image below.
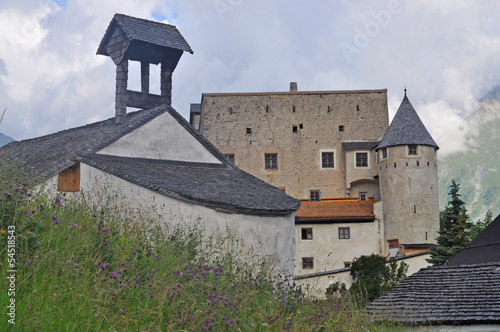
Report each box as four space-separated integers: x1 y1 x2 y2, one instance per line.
199 89 389 199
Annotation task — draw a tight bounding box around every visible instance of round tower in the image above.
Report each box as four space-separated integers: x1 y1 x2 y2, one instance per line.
376 92 439 256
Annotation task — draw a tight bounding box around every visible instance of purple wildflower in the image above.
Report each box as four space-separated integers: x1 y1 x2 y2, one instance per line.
112 231 119 235
55 196 61 204
40 204 45 211
24 210 29 216
226 319 235 325
119 309 123 314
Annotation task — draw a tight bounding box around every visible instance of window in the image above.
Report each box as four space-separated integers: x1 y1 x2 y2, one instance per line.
302 257 313 269
408 145 418 155
292 125 298 133
322 152 334 168
246 128 252 135
265 153 278 170
301 228 313 240
359 192 367 201
339 227 350 239
344 262 351 268
339 125 344 132
355 152 368 167
382 148 388 159
224 154 235 162
309 190 320 201
265 105 269 112
58 163 80 192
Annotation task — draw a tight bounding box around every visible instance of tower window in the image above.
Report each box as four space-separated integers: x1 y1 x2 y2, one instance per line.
408 145 418 156
246 128 252 135
265 105 269 112
339 125 344 132
356 152 368 167
382 148 388 159
322 152 335 168
309 190 320 201
265 153 278 170
359 192 367 201
292 106 296 112
224 153 235 162
292 125 298 133
301 228 313 240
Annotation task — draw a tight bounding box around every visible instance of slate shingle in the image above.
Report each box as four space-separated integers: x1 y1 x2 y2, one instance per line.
97 13 193 57
367 263 500 324
377 96 438 150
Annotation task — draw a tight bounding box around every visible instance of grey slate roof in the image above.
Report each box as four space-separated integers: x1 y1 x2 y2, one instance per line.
0 106 169 179
447 213 500 266
377 96 438 150
367 263 500 325
97 13 193 56
342 141 380 150
0 105 299 216
83 154 300 216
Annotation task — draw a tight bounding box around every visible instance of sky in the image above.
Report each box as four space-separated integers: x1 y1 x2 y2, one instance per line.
1 0 500 157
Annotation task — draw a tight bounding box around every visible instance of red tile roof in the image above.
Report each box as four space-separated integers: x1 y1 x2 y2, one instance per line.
296 198 375 221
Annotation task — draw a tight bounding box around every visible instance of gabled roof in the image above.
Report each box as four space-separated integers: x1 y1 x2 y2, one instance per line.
0 106 169 179
447 213 500 266
367 263 500 325
377 95 438 150
97 13 193 57
0 105 300 216
83 154 300 216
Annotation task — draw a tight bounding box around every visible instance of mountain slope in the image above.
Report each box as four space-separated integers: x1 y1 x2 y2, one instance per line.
438 90 500 222
0 133 15 147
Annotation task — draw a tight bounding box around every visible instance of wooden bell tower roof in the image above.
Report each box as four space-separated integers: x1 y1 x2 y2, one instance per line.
97 13 193 69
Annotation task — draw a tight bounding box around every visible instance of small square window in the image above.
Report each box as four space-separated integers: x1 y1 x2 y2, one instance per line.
356 152 368 167
265 153 278 170
302 257 313 269
292 126 298 133
224 154 235 162
408 145 418 155
322 152 334 168
301 228 313 240
339 227 350 239
359 192 367 201
339 125 344 132
310 190 320 201
344 262 351 268
246 128 252 135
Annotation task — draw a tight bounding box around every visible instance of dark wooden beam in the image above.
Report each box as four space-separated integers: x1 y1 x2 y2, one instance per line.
141 62 149 93
126 90 164 109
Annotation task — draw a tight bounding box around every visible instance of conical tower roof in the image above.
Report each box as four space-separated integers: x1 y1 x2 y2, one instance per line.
377 94 438 150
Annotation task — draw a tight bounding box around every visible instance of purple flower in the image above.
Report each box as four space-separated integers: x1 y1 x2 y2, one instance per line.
226 319 235 325
40 204 45 211
27 193 32 198
24 210 29 216
119 309 123 314
112 231 119 235
55 196 61 204
103 228 109 234
178 321 182 327
187 315 193 322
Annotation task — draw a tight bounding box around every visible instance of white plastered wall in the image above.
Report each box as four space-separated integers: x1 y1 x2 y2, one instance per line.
59 163 296 276
98 112 222 164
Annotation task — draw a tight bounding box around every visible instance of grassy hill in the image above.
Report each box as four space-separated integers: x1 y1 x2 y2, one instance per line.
438 89 500 222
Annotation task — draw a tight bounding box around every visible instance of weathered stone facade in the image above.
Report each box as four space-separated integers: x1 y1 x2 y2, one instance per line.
199 89 389 199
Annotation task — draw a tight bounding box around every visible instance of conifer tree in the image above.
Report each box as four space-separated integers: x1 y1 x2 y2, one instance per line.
427 179 472 266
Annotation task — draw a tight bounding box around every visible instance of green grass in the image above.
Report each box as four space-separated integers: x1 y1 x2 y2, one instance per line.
0 164 402 331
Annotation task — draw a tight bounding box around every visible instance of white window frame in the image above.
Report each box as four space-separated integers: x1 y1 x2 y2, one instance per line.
320 149 337 170
406 144 420 157
380 148 389 161
359 192 368 201
354 150 370 169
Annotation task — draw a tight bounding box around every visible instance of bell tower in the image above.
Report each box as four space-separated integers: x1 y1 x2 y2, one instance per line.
97 14 193 123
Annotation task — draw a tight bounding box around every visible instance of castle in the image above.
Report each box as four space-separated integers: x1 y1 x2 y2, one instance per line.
190 83 440 277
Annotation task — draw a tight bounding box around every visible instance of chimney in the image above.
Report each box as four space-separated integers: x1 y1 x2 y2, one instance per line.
290 82 298 92
96 14 193 124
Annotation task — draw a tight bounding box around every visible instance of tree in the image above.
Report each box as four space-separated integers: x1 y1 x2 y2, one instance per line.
348 253 408 302
469 209 493 241
427 179 472 266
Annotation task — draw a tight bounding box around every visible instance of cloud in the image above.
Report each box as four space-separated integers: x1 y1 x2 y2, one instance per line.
0 0 499 160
